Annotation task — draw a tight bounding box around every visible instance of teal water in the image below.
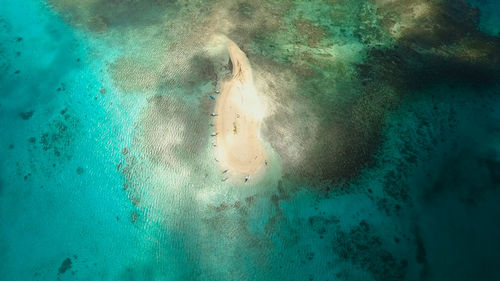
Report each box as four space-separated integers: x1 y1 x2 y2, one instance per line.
1 0 499 280
467 0 500 36
0 1 153 280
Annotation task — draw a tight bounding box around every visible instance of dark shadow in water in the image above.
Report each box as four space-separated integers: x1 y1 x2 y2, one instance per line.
266 0 500 187
47 0 179 32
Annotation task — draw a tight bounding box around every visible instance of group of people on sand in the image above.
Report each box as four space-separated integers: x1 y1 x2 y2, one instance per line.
209 89 251 183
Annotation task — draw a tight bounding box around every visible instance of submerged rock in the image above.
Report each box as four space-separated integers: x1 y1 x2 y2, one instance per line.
58 257 72 274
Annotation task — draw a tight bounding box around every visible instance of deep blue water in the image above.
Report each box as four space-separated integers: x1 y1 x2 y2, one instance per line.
1 0 499 281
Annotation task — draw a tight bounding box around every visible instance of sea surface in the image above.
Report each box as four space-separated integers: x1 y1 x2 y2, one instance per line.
1 0 499 280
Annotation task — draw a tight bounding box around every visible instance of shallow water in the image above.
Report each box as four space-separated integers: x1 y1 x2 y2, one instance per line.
1 0 499 280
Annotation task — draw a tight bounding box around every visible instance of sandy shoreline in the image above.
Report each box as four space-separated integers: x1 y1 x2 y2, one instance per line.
213 37 266 179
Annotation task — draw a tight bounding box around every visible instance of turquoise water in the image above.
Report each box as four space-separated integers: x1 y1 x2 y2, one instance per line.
467 0 500 36
1 0 499 280
0 1 151 280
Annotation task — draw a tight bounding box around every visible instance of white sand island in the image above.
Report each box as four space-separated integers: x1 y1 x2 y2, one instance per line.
213 38 266 180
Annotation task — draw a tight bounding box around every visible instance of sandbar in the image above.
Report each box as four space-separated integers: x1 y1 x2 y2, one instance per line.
213 38 266 178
